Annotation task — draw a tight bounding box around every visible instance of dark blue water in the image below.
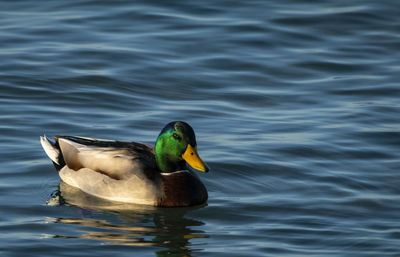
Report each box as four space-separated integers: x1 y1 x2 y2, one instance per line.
1 1 400 256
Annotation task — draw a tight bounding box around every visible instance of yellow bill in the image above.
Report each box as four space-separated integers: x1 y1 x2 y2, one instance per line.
182 144 209 172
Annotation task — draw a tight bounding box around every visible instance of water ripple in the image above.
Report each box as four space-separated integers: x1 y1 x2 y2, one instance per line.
1 0 400 256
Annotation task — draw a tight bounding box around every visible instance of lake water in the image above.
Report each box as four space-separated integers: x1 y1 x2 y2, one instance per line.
1 1 400 256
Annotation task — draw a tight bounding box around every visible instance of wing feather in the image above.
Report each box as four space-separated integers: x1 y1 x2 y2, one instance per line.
56 136 157 180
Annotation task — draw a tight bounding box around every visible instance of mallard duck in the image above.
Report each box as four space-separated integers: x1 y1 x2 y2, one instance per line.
40 121 209 207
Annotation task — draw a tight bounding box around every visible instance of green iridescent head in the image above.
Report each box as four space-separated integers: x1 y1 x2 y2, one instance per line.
154 121 209 173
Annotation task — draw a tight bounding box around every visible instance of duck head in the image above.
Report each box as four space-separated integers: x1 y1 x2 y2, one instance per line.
155 121 209 173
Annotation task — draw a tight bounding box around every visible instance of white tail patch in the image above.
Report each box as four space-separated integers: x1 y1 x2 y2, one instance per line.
40 135 60 165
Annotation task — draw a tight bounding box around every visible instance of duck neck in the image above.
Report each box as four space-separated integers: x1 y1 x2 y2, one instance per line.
156 154 185 173
155 135 185 173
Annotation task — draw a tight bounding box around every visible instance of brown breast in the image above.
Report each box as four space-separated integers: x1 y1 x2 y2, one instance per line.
157 171 208 207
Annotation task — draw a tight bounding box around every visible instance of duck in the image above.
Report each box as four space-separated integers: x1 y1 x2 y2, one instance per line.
40 121 209 207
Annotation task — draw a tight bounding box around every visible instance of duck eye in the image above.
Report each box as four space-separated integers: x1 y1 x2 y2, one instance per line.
172 133 180 140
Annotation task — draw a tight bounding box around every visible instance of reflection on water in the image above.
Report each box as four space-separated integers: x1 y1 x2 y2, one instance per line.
46 182 208 256
2 0 399 255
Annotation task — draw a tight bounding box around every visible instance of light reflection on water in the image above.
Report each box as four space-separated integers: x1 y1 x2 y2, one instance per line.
1 0 400 256
45 182 208 254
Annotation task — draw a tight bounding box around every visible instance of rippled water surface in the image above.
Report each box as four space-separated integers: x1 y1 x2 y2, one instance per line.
1 1 400 256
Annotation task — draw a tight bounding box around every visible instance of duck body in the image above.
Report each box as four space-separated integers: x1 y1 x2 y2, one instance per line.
40 122 209 207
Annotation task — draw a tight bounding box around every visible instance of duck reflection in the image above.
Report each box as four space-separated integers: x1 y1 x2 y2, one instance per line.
47 181 209 256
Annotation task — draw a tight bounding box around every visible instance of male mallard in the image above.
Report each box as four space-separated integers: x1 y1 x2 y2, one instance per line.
40 121 209 207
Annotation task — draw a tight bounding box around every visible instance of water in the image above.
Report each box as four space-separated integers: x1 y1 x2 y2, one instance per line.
1 0 399 256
